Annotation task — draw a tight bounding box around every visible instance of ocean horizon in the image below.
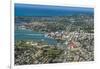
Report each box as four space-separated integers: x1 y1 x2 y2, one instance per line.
15 3 94 16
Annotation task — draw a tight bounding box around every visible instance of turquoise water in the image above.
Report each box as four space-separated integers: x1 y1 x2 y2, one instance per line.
15 30 57 45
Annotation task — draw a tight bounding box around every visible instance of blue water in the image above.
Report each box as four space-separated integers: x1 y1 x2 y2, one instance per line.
15 3 94 16
15 30 57 45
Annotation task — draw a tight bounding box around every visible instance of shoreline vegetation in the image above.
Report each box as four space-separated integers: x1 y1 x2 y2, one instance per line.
15 15 94 65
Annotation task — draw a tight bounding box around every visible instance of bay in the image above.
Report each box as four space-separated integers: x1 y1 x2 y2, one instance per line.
15 29 57 45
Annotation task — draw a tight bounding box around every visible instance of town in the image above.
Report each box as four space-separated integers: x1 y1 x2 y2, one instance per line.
15 15 94 65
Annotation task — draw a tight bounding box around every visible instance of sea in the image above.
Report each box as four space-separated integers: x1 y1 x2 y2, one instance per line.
15 3 94 16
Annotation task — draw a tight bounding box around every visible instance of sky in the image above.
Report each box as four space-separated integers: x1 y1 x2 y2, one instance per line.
14 0 95 8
